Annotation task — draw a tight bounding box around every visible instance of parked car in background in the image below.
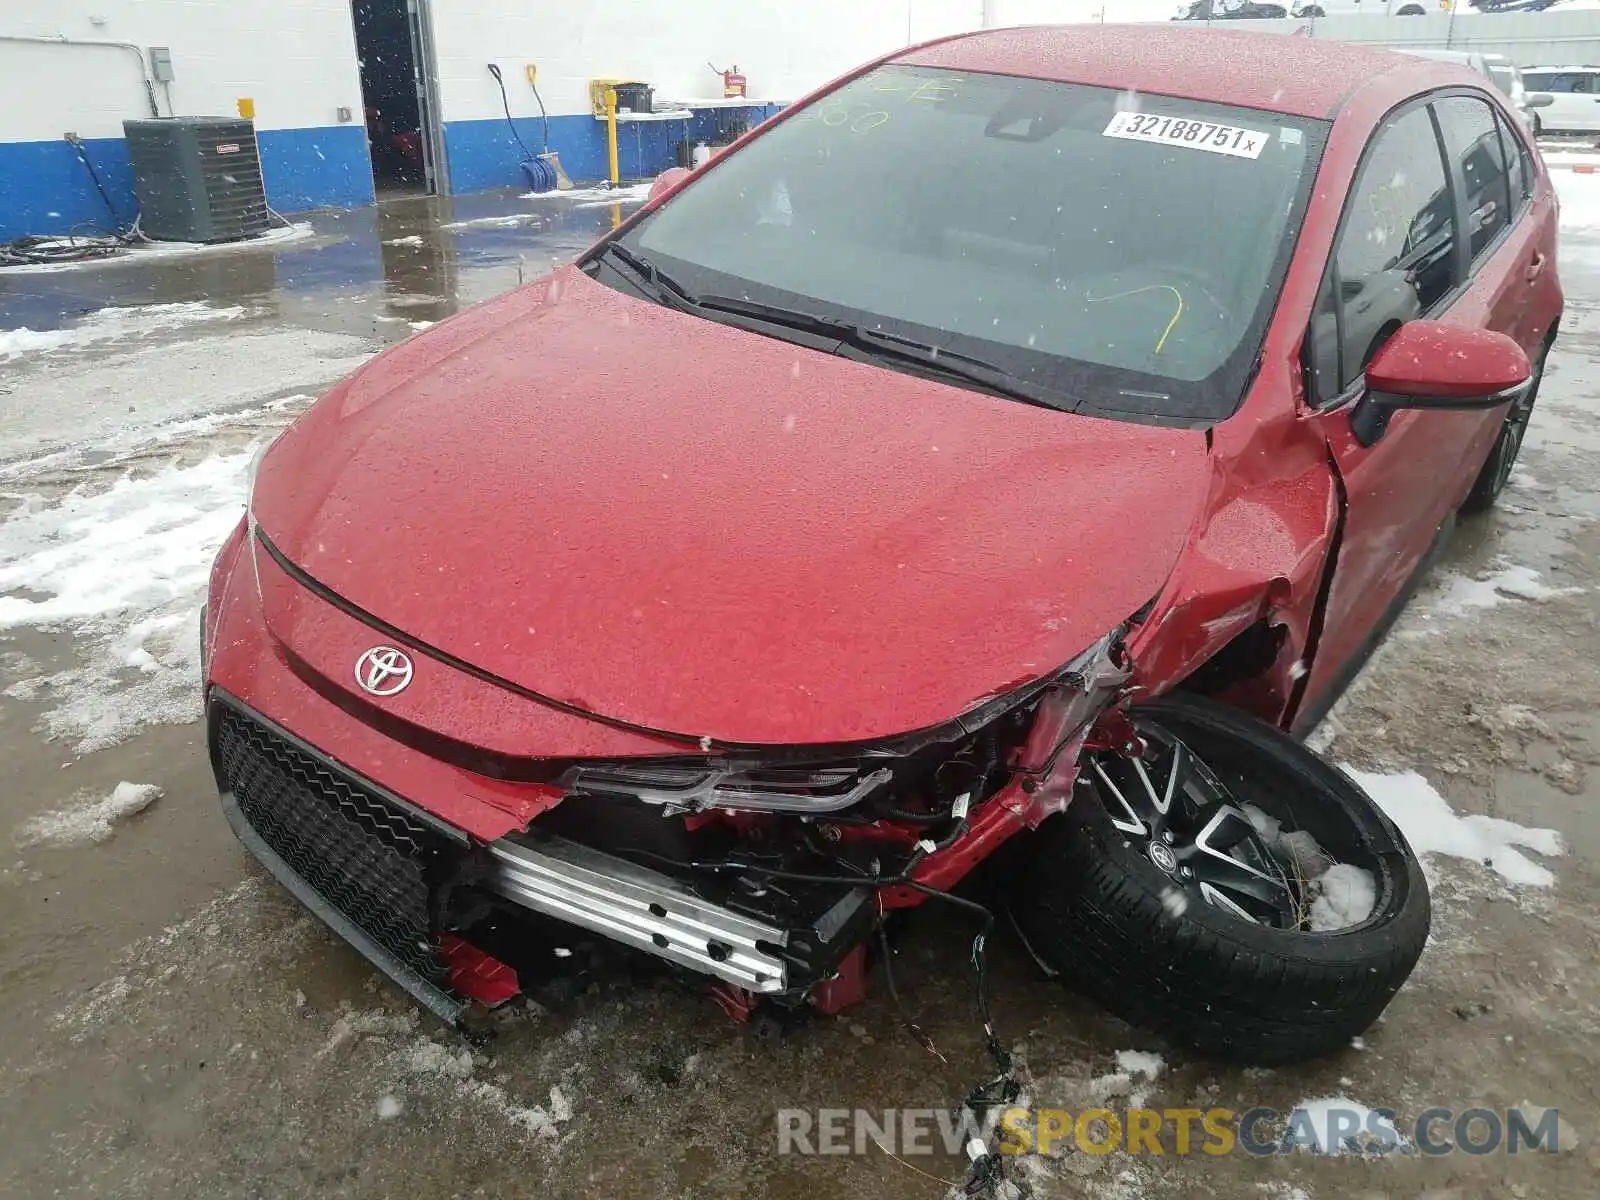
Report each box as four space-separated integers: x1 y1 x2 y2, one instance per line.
1174 0 1288 17
1291 0 1442 15
1400 49 1534 128
1521 66 1600 132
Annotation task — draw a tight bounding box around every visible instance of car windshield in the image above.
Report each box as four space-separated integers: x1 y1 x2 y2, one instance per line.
610 66 1328 423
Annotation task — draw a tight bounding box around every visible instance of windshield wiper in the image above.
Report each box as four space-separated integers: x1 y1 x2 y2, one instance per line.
692 295 1077 413
592 242 700 309
590 260 1075 413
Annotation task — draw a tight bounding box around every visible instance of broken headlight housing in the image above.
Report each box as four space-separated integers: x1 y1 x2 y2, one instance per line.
561 631 1126 816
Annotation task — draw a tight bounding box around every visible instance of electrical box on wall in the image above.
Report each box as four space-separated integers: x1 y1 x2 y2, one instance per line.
149 46 174 83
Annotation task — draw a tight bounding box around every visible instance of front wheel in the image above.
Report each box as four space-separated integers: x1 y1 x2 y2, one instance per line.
1461 339 1547 514
1010 693 1429 1064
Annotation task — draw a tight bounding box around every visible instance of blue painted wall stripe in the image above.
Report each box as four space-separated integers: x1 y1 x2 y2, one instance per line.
0 124 374 243
443 107 781 193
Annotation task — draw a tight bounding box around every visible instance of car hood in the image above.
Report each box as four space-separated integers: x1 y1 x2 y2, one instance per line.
252 267 1212 745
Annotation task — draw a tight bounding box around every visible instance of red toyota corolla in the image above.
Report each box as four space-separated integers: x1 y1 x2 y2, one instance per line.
204 26 1560 1066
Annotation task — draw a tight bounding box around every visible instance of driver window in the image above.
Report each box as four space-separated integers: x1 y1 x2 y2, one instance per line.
1324 105 1457 395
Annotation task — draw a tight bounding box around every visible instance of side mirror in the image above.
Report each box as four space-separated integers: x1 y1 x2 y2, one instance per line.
1350 321 1530 446
1526 92 1555 109
648 167 692 204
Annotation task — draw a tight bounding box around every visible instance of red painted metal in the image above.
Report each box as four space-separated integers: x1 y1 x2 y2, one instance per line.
440 935 522 1007
811 945 869 1015
206 25 1565 1006
250 270 1207 747
708 982 757 1024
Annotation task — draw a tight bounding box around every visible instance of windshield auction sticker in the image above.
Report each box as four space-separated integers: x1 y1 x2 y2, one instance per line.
1102 111 1268 159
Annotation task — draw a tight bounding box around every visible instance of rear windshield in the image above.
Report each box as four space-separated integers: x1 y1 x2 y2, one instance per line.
617 66 1328 423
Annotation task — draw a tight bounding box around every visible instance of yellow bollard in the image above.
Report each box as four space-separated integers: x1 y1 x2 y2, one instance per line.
605 89 620 187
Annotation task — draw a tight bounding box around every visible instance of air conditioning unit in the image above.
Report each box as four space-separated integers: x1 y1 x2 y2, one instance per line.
122 117 272 243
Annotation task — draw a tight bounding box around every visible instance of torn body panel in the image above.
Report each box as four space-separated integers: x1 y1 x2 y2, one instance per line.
1125 408 1341 728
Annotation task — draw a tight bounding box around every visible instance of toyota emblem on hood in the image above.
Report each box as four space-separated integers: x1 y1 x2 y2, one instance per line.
355 646 414 696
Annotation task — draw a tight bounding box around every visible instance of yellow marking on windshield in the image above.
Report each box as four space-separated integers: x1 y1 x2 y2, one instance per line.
1083 285 1185 355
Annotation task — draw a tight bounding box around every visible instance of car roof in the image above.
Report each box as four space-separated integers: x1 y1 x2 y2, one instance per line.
895 24 1468 119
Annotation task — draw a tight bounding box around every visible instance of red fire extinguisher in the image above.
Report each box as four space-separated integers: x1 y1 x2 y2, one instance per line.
709 62 747 98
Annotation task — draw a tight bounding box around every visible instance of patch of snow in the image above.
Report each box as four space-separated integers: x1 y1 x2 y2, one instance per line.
376 1094 403 1120
17 782 163 847
402 1039 476 1079
0 451 250 751
1309 864 1377 932
525 181 653 205
1343 767 1564 888
1241 802 1372 929
441 213 544 231
1114 1050 1164 1080
393 1037 573 1139
0 301 247 361
1422 562 1580 618
1291 1096 1406 1156
383 235 425 247
408 320 435 332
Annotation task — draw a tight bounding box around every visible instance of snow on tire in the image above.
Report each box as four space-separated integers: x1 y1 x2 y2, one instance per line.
1010 691 1430 1065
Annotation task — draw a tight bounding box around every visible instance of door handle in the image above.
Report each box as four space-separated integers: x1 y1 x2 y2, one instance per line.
1527 251 1546 282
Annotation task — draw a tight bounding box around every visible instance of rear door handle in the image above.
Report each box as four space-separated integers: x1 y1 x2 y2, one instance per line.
1527 251 1546 282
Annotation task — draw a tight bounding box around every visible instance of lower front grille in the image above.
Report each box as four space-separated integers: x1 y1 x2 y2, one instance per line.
211 702 449 988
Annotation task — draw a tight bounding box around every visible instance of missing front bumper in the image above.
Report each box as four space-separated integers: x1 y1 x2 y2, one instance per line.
486 835 791 993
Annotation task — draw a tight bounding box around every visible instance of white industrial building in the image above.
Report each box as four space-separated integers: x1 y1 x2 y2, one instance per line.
2 1 1597 244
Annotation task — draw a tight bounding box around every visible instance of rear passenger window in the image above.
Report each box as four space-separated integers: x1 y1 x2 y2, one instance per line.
1330 105 1455 390
1497 110 1534 207
1435 95 1512 263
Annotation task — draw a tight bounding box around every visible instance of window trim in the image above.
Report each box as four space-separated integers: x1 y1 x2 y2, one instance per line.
1305 92 1460 410
1304 86 1528 412
1434 91 1520 271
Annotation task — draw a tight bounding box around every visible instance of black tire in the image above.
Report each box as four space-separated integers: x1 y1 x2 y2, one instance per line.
1397 3 1425 13
1461 338 1548 514
1300 5 1325 14
1010 693 1430 1064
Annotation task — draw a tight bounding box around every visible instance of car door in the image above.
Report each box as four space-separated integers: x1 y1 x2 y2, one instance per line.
1542 72 1598 131
1581 71 1600 131
1299 95 1530 716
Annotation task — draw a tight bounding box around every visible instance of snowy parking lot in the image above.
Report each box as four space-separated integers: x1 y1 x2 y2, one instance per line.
3 168 1600 1198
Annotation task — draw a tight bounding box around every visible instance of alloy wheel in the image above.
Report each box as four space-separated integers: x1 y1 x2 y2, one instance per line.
1084 725 1300 927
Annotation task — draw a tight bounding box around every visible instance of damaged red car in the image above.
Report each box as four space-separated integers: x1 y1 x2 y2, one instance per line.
204 26 1560 1065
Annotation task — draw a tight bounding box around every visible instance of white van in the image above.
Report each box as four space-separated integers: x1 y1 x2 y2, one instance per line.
1521 66 1600 133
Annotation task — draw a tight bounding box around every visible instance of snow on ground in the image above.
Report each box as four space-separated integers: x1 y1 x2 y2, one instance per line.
0 221 317 275
383 235 425 247
440 213 545 231
0 301 248 361
521 181 653 206
391 1030 573 1139
1417 560 1580 619
1554 167 1600 248
1113 1049 1164 1080
17 782 164 847
1343 767 1564 888
0 451 250 751
0 394 311 484
1290 1096 1406 1157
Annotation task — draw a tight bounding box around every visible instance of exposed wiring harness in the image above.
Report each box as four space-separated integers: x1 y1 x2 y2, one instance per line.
618 810 1021 1196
